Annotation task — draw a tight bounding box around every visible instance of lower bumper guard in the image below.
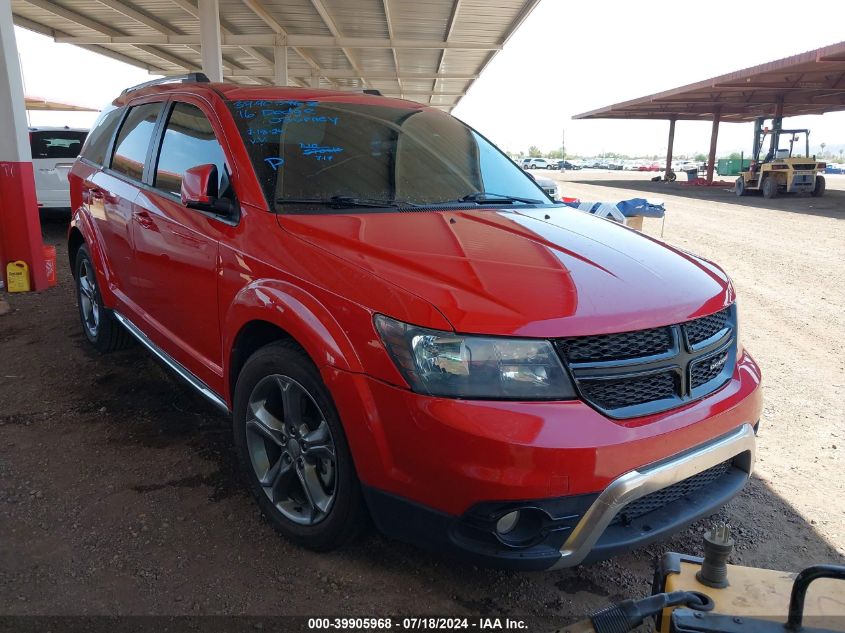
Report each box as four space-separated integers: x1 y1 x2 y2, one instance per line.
550 423 756 569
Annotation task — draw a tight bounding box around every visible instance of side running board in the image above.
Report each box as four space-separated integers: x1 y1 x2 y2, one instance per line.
113 311 230 414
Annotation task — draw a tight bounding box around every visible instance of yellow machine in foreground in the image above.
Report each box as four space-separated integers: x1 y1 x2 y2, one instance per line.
563 526 845 633
736 118 827 199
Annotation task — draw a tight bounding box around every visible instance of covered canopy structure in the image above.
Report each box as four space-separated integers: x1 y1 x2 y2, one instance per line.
25 95 97 111
11 0 541 113
574 41 845 182
1 0 540 291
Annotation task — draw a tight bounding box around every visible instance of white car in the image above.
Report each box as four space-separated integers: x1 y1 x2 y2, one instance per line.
522 157 551 170
530 174 560 201
30 127 88 209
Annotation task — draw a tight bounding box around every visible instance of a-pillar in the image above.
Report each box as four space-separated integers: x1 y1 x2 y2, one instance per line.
198 0 223 82
0 0 48 291
705 109 721 184
664 117 676 179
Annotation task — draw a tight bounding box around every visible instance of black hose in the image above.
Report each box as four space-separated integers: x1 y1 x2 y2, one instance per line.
591 591 713 633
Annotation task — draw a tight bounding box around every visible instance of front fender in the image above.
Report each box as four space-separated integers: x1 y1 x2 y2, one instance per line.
223 279 365 402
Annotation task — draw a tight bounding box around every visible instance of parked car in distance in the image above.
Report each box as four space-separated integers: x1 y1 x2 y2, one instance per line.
30 126 88 209
556 160 581 170
522 157 552 170
68 75 761 571
528 173 561 200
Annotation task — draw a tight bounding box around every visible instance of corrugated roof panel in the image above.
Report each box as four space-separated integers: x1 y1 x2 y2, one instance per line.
322 0 390 39
12 0 540 96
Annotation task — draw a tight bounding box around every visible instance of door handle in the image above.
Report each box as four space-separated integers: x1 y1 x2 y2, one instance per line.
133 210 156 230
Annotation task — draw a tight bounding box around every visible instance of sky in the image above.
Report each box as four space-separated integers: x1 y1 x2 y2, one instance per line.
15 1 845 160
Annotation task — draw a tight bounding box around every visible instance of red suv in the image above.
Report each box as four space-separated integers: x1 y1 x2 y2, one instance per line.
68 74 761 570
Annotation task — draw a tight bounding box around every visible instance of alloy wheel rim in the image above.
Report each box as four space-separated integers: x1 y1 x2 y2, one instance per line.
245 374 337 525
78 259 100 337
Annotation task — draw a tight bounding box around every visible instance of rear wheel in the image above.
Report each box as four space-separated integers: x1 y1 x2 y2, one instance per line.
735 177 746 197
812 175 826 197
762 176 778 199
233 340 366 550
74 245 132 353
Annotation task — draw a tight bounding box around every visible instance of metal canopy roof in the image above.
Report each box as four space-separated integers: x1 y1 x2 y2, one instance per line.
12 0 540 112
574 41 845 122
25 94 97 111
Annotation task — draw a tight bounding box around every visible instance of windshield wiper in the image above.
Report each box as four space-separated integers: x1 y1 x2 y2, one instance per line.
454 192 544 205
275 195 420 209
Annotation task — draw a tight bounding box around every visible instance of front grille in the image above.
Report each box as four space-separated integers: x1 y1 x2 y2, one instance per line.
557 305 737 418
611 459 733 526
580 372 675 410
690 349 730 389
684 307 729 346
561 327 672 363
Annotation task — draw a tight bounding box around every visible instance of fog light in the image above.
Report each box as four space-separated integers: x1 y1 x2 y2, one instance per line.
496 510 520 535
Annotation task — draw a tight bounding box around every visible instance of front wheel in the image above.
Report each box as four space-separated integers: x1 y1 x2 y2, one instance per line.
762 176 778 199
233 340 366 550
735 177 746 197
812 175 826 197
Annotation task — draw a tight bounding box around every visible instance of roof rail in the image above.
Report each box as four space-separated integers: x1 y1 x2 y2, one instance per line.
121 72 210 96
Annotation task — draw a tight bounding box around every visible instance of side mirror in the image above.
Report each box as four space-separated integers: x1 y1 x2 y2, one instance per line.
181 164 233 215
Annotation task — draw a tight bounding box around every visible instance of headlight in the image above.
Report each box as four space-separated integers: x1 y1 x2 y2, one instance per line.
374 315 576 400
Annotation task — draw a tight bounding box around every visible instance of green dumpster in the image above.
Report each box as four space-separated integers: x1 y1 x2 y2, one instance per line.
717 158 751 177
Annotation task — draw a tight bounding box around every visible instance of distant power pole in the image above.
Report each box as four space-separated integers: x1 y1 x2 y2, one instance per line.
561 128 566 161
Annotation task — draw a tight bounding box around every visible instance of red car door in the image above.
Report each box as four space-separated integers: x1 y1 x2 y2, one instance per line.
89 102 164 304
129 98 236 388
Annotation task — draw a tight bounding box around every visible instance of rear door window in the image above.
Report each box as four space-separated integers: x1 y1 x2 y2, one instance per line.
30 130 87 159
153 102 231 198
80 105 124 166
110 102 163 181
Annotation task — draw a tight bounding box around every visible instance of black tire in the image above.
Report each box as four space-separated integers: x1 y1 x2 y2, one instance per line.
233 340 366 550
735 177 746 197
762 176 778 199
665 171 677 182
812 175 826 197
74 245 132 353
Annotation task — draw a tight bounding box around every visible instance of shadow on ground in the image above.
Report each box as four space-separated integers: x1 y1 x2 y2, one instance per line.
0 218 842 623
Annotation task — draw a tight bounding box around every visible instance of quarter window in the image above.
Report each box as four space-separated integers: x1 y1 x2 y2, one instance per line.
154 102 230 198
79 105 123 166
110 102 163 181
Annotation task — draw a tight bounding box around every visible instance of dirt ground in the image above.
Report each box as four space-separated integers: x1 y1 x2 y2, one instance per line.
1 173 843 627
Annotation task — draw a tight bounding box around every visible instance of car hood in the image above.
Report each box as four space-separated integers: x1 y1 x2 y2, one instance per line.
277 207 733 337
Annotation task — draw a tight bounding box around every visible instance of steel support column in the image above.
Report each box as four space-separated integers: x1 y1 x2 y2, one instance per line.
0 0 47 291
664 117 676 179
706 110 721 184
273 45 288 86
198 0 223 82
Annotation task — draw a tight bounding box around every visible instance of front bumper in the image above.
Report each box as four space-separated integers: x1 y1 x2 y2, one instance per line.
323 351 762 569
364 424 755 570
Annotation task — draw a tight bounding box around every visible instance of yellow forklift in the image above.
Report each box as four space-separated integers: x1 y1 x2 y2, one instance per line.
735 117 827 198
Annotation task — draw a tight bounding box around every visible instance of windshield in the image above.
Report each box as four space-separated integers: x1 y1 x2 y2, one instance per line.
229 99 550 212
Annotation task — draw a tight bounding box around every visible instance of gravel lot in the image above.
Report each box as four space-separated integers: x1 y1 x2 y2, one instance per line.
1 172 843 627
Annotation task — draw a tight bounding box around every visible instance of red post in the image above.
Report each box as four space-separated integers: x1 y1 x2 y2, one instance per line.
0 0 48 291
0 162 49 290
